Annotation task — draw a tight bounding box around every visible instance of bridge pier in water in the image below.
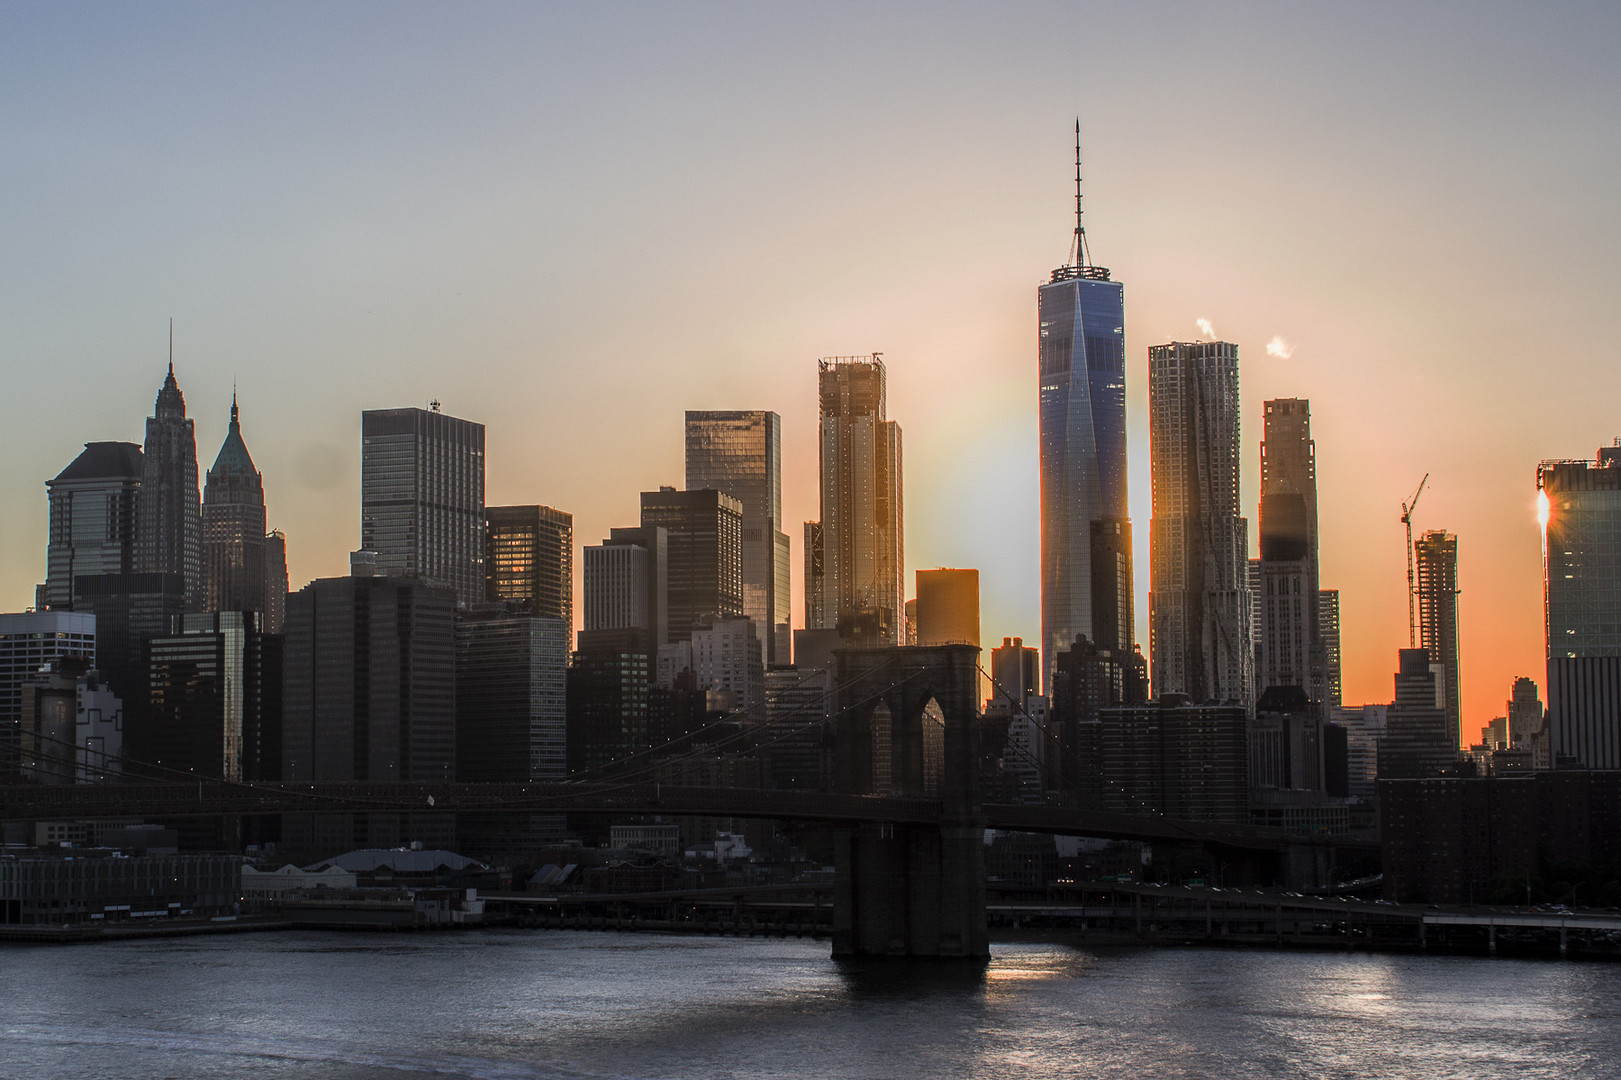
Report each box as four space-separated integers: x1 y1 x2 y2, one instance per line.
829 645 989 960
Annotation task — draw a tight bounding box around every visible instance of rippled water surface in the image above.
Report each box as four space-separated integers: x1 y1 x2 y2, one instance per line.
3 930 1617 1078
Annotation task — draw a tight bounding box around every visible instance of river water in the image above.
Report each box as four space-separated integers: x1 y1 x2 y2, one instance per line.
2 930 1616 1079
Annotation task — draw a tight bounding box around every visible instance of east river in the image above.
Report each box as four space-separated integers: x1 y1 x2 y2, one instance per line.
2 930 1616 1079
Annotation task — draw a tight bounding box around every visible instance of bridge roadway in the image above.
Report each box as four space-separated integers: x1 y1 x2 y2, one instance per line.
0 780 1373 853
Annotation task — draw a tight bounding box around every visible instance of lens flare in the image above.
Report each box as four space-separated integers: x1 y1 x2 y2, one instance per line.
1537 489 1550 530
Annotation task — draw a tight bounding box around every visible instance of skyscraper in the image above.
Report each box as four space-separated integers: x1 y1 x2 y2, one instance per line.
0 611 97 777
1415 529 1460 749
144 611 281 782
1507 676 1542 749
137 365 203 610
485 505 573 623
914 568 980 648
1539 443 1621 767
1256 399 1323 703
1319 589 1343 709
203 396 268 617
1378 648 1454 779
263 530 288 635
685 411 791 666
583 526 667 644
360 405 485 606
640 487 744 645
43 442 143 611
1148 341 1252 708
805 356 904 645
1039 129 1130 689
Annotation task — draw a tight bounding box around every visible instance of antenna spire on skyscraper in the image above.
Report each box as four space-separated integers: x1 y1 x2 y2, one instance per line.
168 317 174 376
1073 118 1091 270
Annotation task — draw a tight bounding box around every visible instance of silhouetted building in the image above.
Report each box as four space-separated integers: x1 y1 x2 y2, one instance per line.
1256 399 1324 704
70 571 188 733
18 658 122 785
764 666 832 790
1540 444 1621 769
1049 634 1147 803
1039 146 1131 689
805 356 904 645
485 505 572 623
566 628 650 776
686 411 791 665
1415 529 1461 750
203 396 269 618
1319 589 1342 709
145 612 281 782
639 487 743 645
1148 341 1252 708
263 530 288 635
361 406 485 606
43 442 142 612
136 365 203 610
989 637 1040 714
0 611 97 776
914 568 979 648
1098 696 1249 823
1249 685 1322 791
1507 676 1542 749
1379 648 1455 780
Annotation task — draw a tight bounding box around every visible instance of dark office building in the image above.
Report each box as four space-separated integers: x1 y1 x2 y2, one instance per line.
282 572 456 853
1097 696 1249 823
43 441 143 612
1415 530 1461 751
144 612 282 782
485 505 573 623
989 636 1040 713
639 487 743 644
136 366 204 611
71 571 188 732
565 628 651 776
1379 648 1457 780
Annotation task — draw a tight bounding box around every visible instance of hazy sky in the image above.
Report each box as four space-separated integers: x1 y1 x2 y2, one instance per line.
3 3 1618 735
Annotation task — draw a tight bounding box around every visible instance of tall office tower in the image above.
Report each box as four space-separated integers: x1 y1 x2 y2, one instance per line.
203 397 268 616
69 571 187 728
639 487 743 644
0 611 97 776
1319 589 1343 709
914 568 980 647
1378 648 1454 779
455 611 569 781
1414 529 1461 748
685 411 791 666
1147 341 1252 708
136 366 204 610
990 637 1041 713
43 442 143 611
485 505 573 622
583 526 667 644
263 530 288 635
360 406 486 606
566 628 651 775
1038 136 1130 689
283 572 455 782
1507 677 1542 748
764 666 832 790
144 612 281 782
1539 444 1621 767
1256 399 1323 703
805 356 904 645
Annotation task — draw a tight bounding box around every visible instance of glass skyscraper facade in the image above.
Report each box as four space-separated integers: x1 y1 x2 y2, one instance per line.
684 411 791 666
360 406 486 607
1256 398 1324 704
137 366 204 611
485 504 573 623
1539 443 1621 767
1038 261 1129 689
43 442 143 612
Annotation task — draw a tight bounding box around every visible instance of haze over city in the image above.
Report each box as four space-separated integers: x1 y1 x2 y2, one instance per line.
3 3 1619 736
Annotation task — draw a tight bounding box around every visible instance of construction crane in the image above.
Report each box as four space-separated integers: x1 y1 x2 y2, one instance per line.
1401 474 1429 648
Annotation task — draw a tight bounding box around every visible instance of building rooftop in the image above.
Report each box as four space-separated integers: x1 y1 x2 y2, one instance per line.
49 442 143 485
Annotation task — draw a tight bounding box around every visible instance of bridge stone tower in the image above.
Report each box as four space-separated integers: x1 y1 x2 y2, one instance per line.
830 644 988 959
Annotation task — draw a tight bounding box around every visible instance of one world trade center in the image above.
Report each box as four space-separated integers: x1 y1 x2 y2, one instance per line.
1038 124 1133 691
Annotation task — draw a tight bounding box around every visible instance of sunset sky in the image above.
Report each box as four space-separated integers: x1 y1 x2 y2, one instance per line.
2 3 1618 737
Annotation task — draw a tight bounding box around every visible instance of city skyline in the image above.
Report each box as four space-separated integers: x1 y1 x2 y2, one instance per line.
3 6 1619 738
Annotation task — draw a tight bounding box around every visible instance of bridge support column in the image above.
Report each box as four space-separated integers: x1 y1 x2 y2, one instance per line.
1283 842 1333 892
832 821 987 959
